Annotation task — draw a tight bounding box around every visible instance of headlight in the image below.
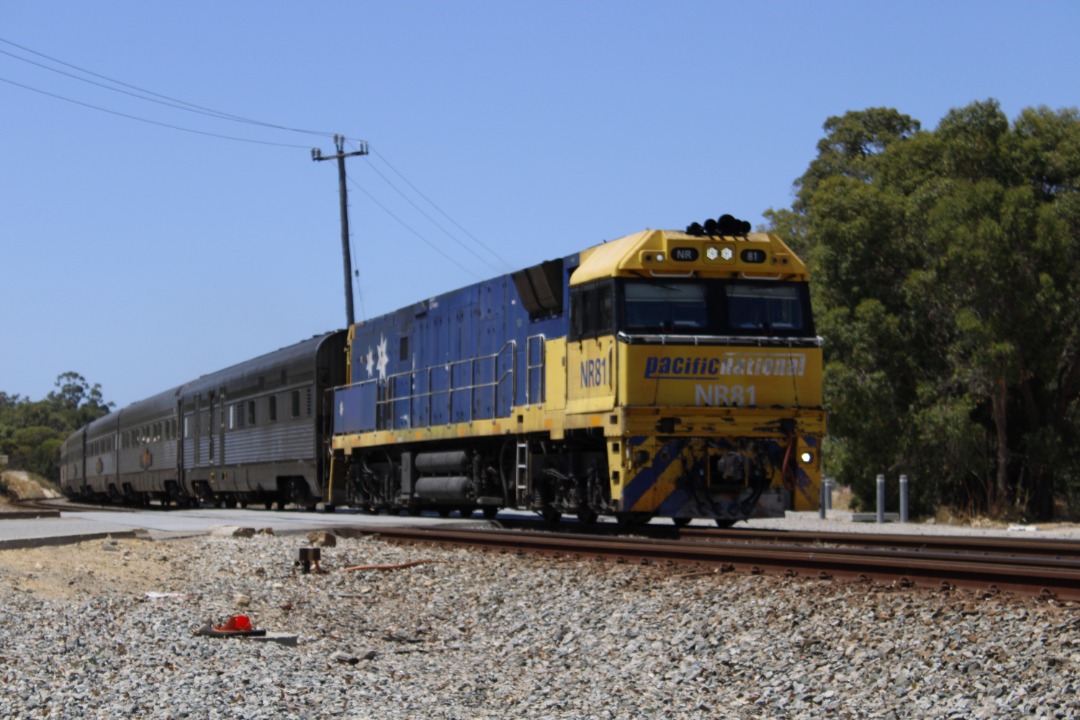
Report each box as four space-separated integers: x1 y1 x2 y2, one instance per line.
800 452 813 464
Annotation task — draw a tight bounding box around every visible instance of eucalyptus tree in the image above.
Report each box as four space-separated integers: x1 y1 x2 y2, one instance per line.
776 100 1080 519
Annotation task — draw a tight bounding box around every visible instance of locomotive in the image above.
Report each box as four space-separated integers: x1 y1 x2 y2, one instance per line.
328 215 825 525
60 216 825 525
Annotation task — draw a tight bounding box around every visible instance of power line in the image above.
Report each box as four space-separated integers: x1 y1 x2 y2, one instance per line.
0 36 335 138
346 173 479 279
361 157 504 273
1 36 509 285
0 74 313 148
370 149 512 270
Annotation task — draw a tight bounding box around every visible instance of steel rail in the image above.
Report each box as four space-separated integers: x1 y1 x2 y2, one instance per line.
679 527 1080 559
492 517 1080 559
353 525 1080 600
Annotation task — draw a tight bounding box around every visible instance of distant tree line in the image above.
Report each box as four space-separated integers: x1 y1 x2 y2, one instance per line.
0 372 113 480
767 99 1080 521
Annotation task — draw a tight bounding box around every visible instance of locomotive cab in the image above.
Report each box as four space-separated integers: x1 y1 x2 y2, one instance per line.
562 222 826 524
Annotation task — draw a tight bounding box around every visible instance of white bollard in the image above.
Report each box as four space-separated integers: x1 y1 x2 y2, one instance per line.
876 474 886 524
899 474 909 523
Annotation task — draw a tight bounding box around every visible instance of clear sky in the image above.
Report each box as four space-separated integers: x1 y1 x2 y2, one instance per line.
2 1 1077 409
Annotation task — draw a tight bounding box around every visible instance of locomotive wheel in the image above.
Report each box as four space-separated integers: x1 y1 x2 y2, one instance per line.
715 519 736 528
672 517 692 528
482 506 499 520
615 512 653 528
540 506 561 524
576 508 598 526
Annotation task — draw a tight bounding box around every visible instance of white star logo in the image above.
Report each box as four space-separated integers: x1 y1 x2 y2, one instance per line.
376 335 389 380
365 347 375 378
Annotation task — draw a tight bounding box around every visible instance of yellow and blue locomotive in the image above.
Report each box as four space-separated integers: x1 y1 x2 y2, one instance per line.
329 215 825 525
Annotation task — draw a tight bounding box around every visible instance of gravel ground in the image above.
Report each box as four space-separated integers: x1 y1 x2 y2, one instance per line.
0 530 1078 719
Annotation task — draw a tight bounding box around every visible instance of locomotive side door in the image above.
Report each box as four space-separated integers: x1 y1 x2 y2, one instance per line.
565 280 617 415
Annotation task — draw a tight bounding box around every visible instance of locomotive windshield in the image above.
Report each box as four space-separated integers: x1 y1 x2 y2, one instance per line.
623 282 708 331
619 279 813 338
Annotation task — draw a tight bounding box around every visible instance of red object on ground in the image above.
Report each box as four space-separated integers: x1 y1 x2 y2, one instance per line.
214 615 253 633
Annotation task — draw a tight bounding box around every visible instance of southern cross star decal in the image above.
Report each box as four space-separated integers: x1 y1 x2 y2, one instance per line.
365 347 375 378
376 334 389 379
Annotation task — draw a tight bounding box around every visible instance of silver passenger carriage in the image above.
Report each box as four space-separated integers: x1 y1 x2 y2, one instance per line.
62 331 347 509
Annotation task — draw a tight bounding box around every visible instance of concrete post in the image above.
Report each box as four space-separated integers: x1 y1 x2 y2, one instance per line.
899 474 909 523
819 481 827 520
876 473 886 523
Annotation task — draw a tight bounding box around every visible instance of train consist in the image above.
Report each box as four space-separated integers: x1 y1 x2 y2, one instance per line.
62 216 826 524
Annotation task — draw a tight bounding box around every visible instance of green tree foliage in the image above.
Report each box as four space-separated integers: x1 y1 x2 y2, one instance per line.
775 100 1080 520
0 373 113 480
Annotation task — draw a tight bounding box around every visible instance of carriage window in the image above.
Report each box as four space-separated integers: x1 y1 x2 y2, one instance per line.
247 400 256 426
269 396 277 422
291 390 301 418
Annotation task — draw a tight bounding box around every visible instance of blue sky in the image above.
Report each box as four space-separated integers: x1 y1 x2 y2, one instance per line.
2 1 1077 408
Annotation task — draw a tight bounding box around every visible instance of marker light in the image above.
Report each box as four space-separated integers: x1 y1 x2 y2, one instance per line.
800 452 813 464
655 253 665 262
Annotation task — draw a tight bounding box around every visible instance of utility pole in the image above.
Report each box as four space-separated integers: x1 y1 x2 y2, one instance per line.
312 135 369 328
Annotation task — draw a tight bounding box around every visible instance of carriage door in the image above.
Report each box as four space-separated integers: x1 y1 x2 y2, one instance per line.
216 386 226 472
194 394 201 466
175 398 184 490
208 391 219 469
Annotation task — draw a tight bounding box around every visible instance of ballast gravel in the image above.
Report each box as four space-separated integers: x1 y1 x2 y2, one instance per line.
0 531 1078 719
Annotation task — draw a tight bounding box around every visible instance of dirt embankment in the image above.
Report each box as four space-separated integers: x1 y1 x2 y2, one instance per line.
0 470 62 506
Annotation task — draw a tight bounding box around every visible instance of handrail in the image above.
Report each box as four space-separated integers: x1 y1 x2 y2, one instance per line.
334 340 518 431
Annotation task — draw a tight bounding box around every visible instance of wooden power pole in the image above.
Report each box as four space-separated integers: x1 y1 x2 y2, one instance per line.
312 135 369 327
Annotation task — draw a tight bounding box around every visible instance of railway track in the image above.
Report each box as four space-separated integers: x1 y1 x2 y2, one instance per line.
497 517 1080 560
15 498 1080 598
356 524 1080 601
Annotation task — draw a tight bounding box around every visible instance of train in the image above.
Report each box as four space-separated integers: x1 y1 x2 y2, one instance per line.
61 215 826 525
